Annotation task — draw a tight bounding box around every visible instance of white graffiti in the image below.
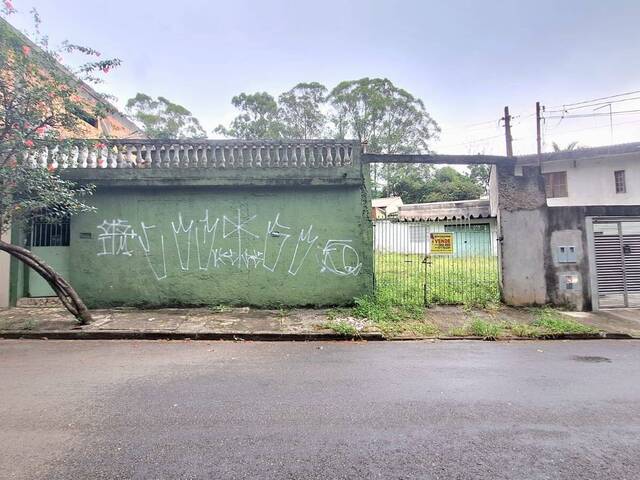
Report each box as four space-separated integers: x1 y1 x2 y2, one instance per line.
195 210 219 271
138 223 167 281
223 209 260 268
171 213 194 271
319 240 362 276
96 211 363 280
263 213 291 272
288 225 318 275
97 219 137 256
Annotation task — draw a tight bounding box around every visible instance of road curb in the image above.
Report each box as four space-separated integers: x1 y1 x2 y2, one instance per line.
0 330 636 341
0 330 387 341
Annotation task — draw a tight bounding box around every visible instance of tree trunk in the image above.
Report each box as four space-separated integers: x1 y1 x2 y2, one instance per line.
0 240 92 324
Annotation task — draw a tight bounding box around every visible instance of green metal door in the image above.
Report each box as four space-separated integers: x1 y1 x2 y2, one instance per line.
28 217 71 297
29 247 70 297
444 223 491 257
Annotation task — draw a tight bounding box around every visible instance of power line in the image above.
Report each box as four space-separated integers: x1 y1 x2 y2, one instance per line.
435 134 503 150
545 89 640 110
544 117 640 136
544 108 640 120
544 95 640 114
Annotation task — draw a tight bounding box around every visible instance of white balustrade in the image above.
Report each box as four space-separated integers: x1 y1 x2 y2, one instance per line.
17 140 356 171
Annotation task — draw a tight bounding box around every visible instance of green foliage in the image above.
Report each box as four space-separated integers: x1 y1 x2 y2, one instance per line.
0 9 118 234
324 320 359 336
468 164 491 194
125 93 206 139
348 294 436 338
328 77 439 154
467 319 502 339
530 307 597 334
215 92 285 139
382 165 485 203
278 82 327 139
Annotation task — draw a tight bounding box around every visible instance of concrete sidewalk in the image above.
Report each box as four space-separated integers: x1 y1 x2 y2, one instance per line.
1 304 639 340
0 306 358 340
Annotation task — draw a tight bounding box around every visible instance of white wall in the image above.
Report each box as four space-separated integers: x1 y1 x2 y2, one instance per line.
374 218 498 255
540 154 640 207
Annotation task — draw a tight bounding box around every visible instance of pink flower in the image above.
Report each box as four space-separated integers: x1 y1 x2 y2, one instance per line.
36 126 46 137
24 139 34 148
47 164 56 172
22 45 31 56
95 142 106 149
101 66 110 74
3 1 14 12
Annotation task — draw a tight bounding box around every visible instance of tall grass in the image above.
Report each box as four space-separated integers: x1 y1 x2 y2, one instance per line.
374 252 500 307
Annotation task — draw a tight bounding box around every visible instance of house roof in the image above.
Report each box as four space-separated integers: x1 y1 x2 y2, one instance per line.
0 17 142 137
372 197 404 208
516 141 640 166
398 199 493 221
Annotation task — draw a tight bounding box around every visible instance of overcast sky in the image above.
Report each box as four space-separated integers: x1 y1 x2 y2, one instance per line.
7 0 640 155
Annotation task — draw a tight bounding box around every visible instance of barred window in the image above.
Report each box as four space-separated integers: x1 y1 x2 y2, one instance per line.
30 217 70 247
614 170 626 194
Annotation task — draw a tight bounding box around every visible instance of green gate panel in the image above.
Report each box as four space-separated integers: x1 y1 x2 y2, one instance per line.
29 247 70 297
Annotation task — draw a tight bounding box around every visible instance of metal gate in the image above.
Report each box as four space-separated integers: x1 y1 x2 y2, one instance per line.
28 216 71 297
592 218 640 308
373 219 500 306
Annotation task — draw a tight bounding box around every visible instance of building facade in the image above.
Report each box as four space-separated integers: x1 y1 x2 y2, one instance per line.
497 143 640 310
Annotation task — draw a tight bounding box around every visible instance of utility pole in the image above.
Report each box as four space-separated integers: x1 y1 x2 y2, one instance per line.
502 106 513 157
535 101 542 156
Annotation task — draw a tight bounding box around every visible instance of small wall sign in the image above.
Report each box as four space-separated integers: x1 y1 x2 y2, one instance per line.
431 232 454 255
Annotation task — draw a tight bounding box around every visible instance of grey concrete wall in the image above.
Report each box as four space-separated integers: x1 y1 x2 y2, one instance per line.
495 165 548 305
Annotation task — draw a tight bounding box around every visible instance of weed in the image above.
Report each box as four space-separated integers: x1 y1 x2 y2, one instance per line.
448 326 468 337
508 323 540 338
530 307 597 334
468 319 503 339
324 320 359 336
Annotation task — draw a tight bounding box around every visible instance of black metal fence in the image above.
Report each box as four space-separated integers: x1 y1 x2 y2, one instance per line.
373 219 500 306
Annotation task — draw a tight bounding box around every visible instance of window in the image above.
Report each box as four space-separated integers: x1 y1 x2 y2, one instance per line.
29 216 70 247
543 171 568 198
614 170 626 194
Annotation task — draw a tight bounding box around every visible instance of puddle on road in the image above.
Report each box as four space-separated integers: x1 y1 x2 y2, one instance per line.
571 355 612 363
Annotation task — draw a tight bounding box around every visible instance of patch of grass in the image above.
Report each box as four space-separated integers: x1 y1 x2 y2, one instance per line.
508 323 540 338
330 294 436 338
448 326 468 337
530 307 597 334
468 319 503 339
323 320 359 336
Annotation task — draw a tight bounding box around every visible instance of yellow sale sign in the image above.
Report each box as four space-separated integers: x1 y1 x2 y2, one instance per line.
430 232 454 254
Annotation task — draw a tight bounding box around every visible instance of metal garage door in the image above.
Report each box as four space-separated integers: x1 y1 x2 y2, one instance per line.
593 219 640 308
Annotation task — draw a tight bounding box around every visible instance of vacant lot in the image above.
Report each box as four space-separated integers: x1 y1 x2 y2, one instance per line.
375 252 500 306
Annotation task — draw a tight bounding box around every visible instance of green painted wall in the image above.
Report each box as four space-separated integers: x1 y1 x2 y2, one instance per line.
69 184 373 308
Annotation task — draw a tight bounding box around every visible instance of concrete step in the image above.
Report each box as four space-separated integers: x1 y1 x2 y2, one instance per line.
16 297 63 308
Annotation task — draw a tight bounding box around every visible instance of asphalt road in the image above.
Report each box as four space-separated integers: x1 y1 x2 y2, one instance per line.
1 340 639 480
